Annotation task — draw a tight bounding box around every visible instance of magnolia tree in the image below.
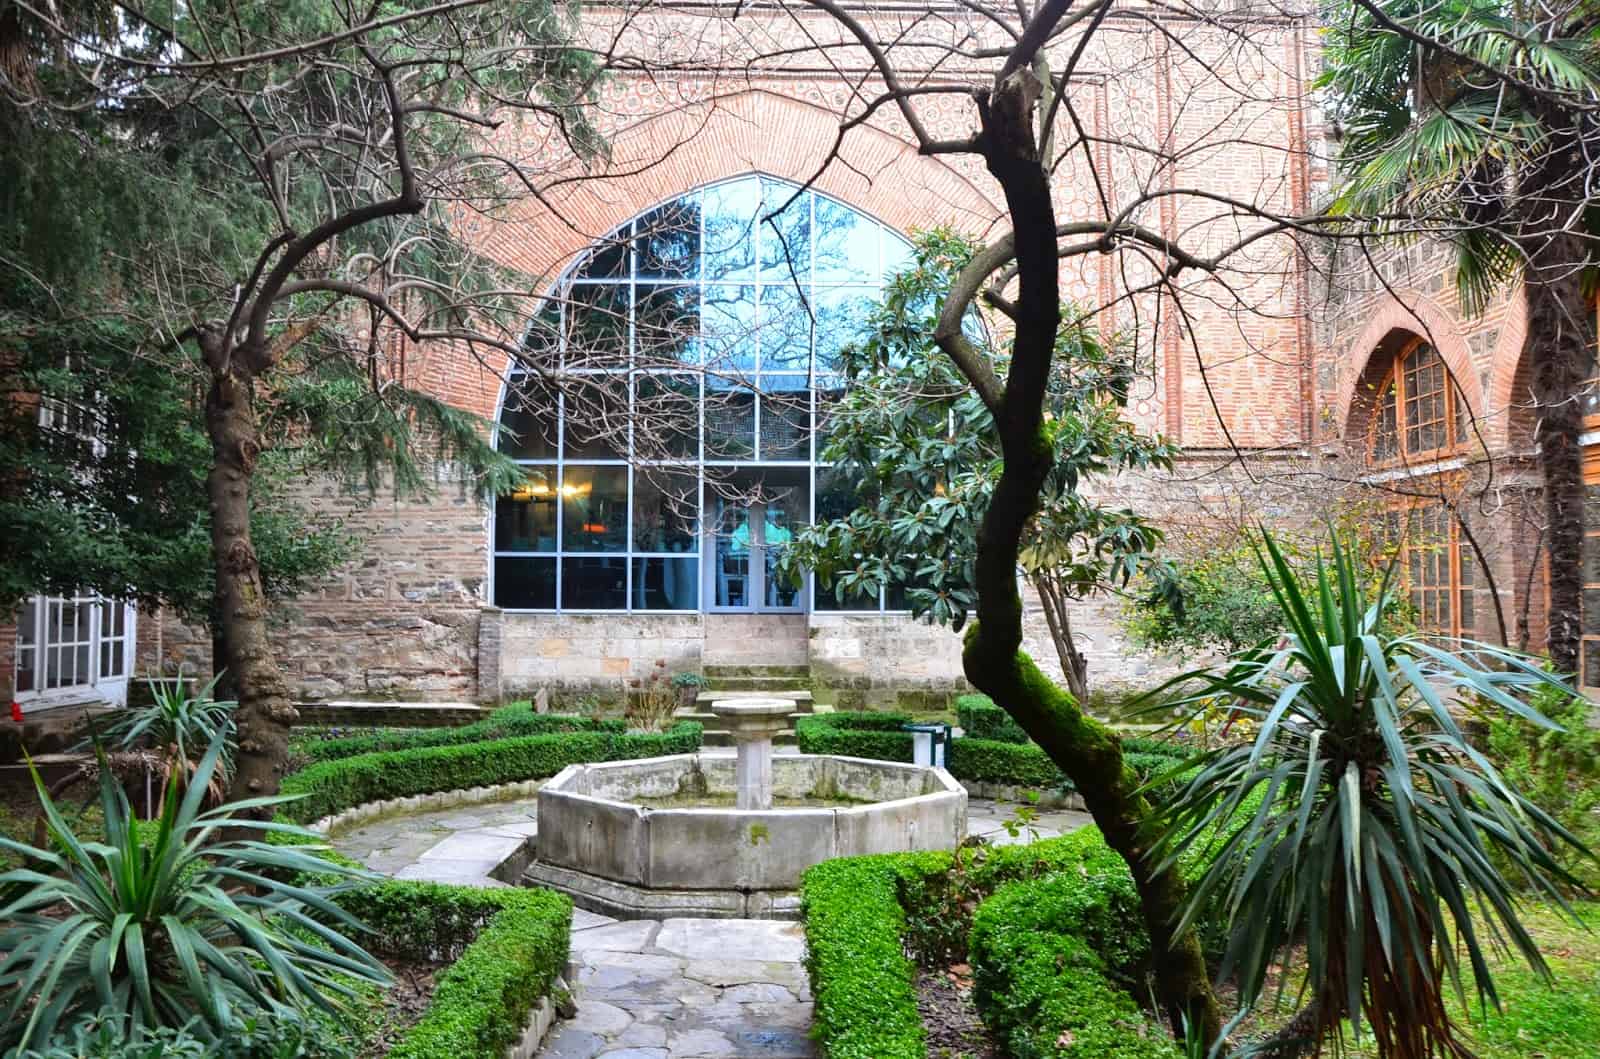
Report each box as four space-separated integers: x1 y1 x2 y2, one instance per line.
780 229 1175 701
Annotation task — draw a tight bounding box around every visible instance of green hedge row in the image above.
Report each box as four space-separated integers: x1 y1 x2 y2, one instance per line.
292 702 623 763
335 882 571 1059
280 722 702 823
797 712 1190 793
968 840 1178 1059
954 693 1030 744
801 830 1181 1059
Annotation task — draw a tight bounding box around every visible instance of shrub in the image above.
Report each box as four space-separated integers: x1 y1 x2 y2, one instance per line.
279 722 701 823
954 693 1029 743
292 703 623 763
338 883 572 1059
0 737 388 1053
800 854 927 1059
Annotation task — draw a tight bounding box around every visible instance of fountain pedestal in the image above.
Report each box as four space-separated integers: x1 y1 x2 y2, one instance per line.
709 698 794 810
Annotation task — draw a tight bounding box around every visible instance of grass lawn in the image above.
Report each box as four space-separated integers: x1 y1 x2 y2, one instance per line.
1246 900 1600 1058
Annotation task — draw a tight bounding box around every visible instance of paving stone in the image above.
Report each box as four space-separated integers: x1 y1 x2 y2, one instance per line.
569 1000 632 1036
570 920 658 953
540 1027 606 1059
654 919 806 963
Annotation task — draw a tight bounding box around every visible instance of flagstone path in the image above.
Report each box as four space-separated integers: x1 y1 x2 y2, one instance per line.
327 785 1092 1057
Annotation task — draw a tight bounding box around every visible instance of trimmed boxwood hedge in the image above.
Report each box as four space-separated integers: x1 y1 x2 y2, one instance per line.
279 721 702 823
801 830 1181 1059
955 693 1030 744
292 703 623 763
796 711 1190 794
332 881 571 1059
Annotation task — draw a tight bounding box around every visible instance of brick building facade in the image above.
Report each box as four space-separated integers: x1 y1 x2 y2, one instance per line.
5 5 1582 711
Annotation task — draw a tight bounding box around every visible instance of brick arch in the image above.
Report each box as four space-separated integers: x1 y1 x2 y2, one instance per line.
425 88 1004 418
1334 290 1489 448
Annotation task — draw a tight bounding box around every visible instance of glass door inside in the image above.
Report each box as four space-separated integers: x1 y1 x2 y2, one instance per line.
706 469 808 612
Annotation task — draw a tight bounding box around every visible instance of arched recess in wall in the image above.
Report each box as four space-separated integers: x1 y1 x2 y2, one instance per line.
487 172 920 616
1341 319 1488 643
420 89 1002 414
1336 292 1486 450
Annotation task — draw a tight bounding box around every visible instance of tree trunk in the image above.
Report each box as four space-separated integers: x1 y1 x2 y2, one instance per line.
1031 572 1089 702
203 353 297 807
953 69 1223 1046
1518 107 1596 677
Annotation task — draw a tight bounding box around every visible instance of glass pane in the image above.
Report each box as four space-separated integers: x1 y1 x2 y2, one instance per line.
496 472 559 553
561 466 628 553
633 468 699 552
712 497 752 608
759 180 811 280
760 375 811 460
634 196 700 280
573 228 629 279
634 373 700 460
814 196 879 283
702 179 760 282
633 557 699 610
563 376 629 460
499 377 558 459
702 285 756 376
758 284 812 371
635 284 699 367
495 557 556 609
563 556 626 609
705 379 756 460
815 287 877 372
565 283 630 369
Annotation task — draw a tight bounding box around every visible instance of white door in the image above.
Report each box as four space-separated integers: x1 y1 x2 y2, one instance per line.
13 594 136 711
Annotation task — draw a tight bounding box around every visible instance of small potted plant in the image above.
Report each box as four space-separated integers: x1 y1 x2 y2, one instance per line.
671 669 708 709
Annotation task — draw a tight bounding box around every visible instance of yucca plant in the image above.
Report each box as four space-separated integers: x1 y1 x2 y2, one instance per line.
1153 529 1593 1059
0 732 391 1053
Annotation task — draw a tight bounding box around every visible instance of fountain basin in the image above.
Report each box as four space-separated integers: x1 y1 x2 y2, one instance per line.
524 751 966 919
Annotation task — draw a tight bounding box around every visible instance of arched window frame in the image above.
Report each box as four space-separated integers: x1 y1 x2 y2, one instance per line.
1368 337 1469 465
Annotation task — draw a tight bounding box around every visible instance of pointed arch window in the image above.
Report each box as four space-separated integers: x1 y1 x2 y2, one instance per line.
1369 339 1469 463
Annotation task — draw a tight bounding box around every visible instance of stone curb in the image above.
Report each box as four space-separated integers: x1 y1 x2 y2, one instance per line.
307 778 544 837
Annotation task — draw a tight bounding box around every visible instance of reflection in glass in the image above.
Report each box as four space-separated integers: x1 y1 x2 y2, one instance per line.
498 378 557 458
563 557 625 609
561 465 628 552
634 373 699 459
758 283 812 371
815 287 876 371
703 180 760 282
760 181 811 279
496 557 557 608
636 285 700 366
633 468 699 552
563 377 629 460
713 497 752 607
565 284 630 368
702 285 756 374
760 375 810 460
814 197 879 283
635 196 700 279
705 378 756 460
496 470 558 552
633 557 698 610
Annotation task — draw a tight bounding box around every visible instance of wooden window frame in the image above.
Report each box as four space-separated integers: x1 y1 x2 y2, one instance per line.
1369 338 1466 465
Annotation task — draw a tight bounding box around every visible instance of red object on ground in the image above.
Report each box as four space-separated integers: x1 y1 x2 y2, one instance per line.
9 701 22 723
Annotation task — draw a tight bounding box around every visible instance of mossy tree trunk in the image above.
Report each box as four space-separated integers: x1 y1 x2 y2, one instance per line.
932 66 1223 1045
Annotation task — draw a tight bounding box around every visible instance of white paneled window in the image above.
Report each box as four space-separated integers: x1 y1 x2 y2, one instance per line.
12 593 136 710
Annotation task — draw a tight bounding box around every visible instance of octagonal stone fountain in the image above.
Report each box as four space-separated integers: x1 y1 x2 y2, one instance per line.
524 699 967 918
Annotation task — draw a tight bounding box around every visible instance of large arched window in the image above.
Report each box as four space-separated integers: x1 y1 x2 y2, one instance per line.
1369 338 1468 462
491 175 914 613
